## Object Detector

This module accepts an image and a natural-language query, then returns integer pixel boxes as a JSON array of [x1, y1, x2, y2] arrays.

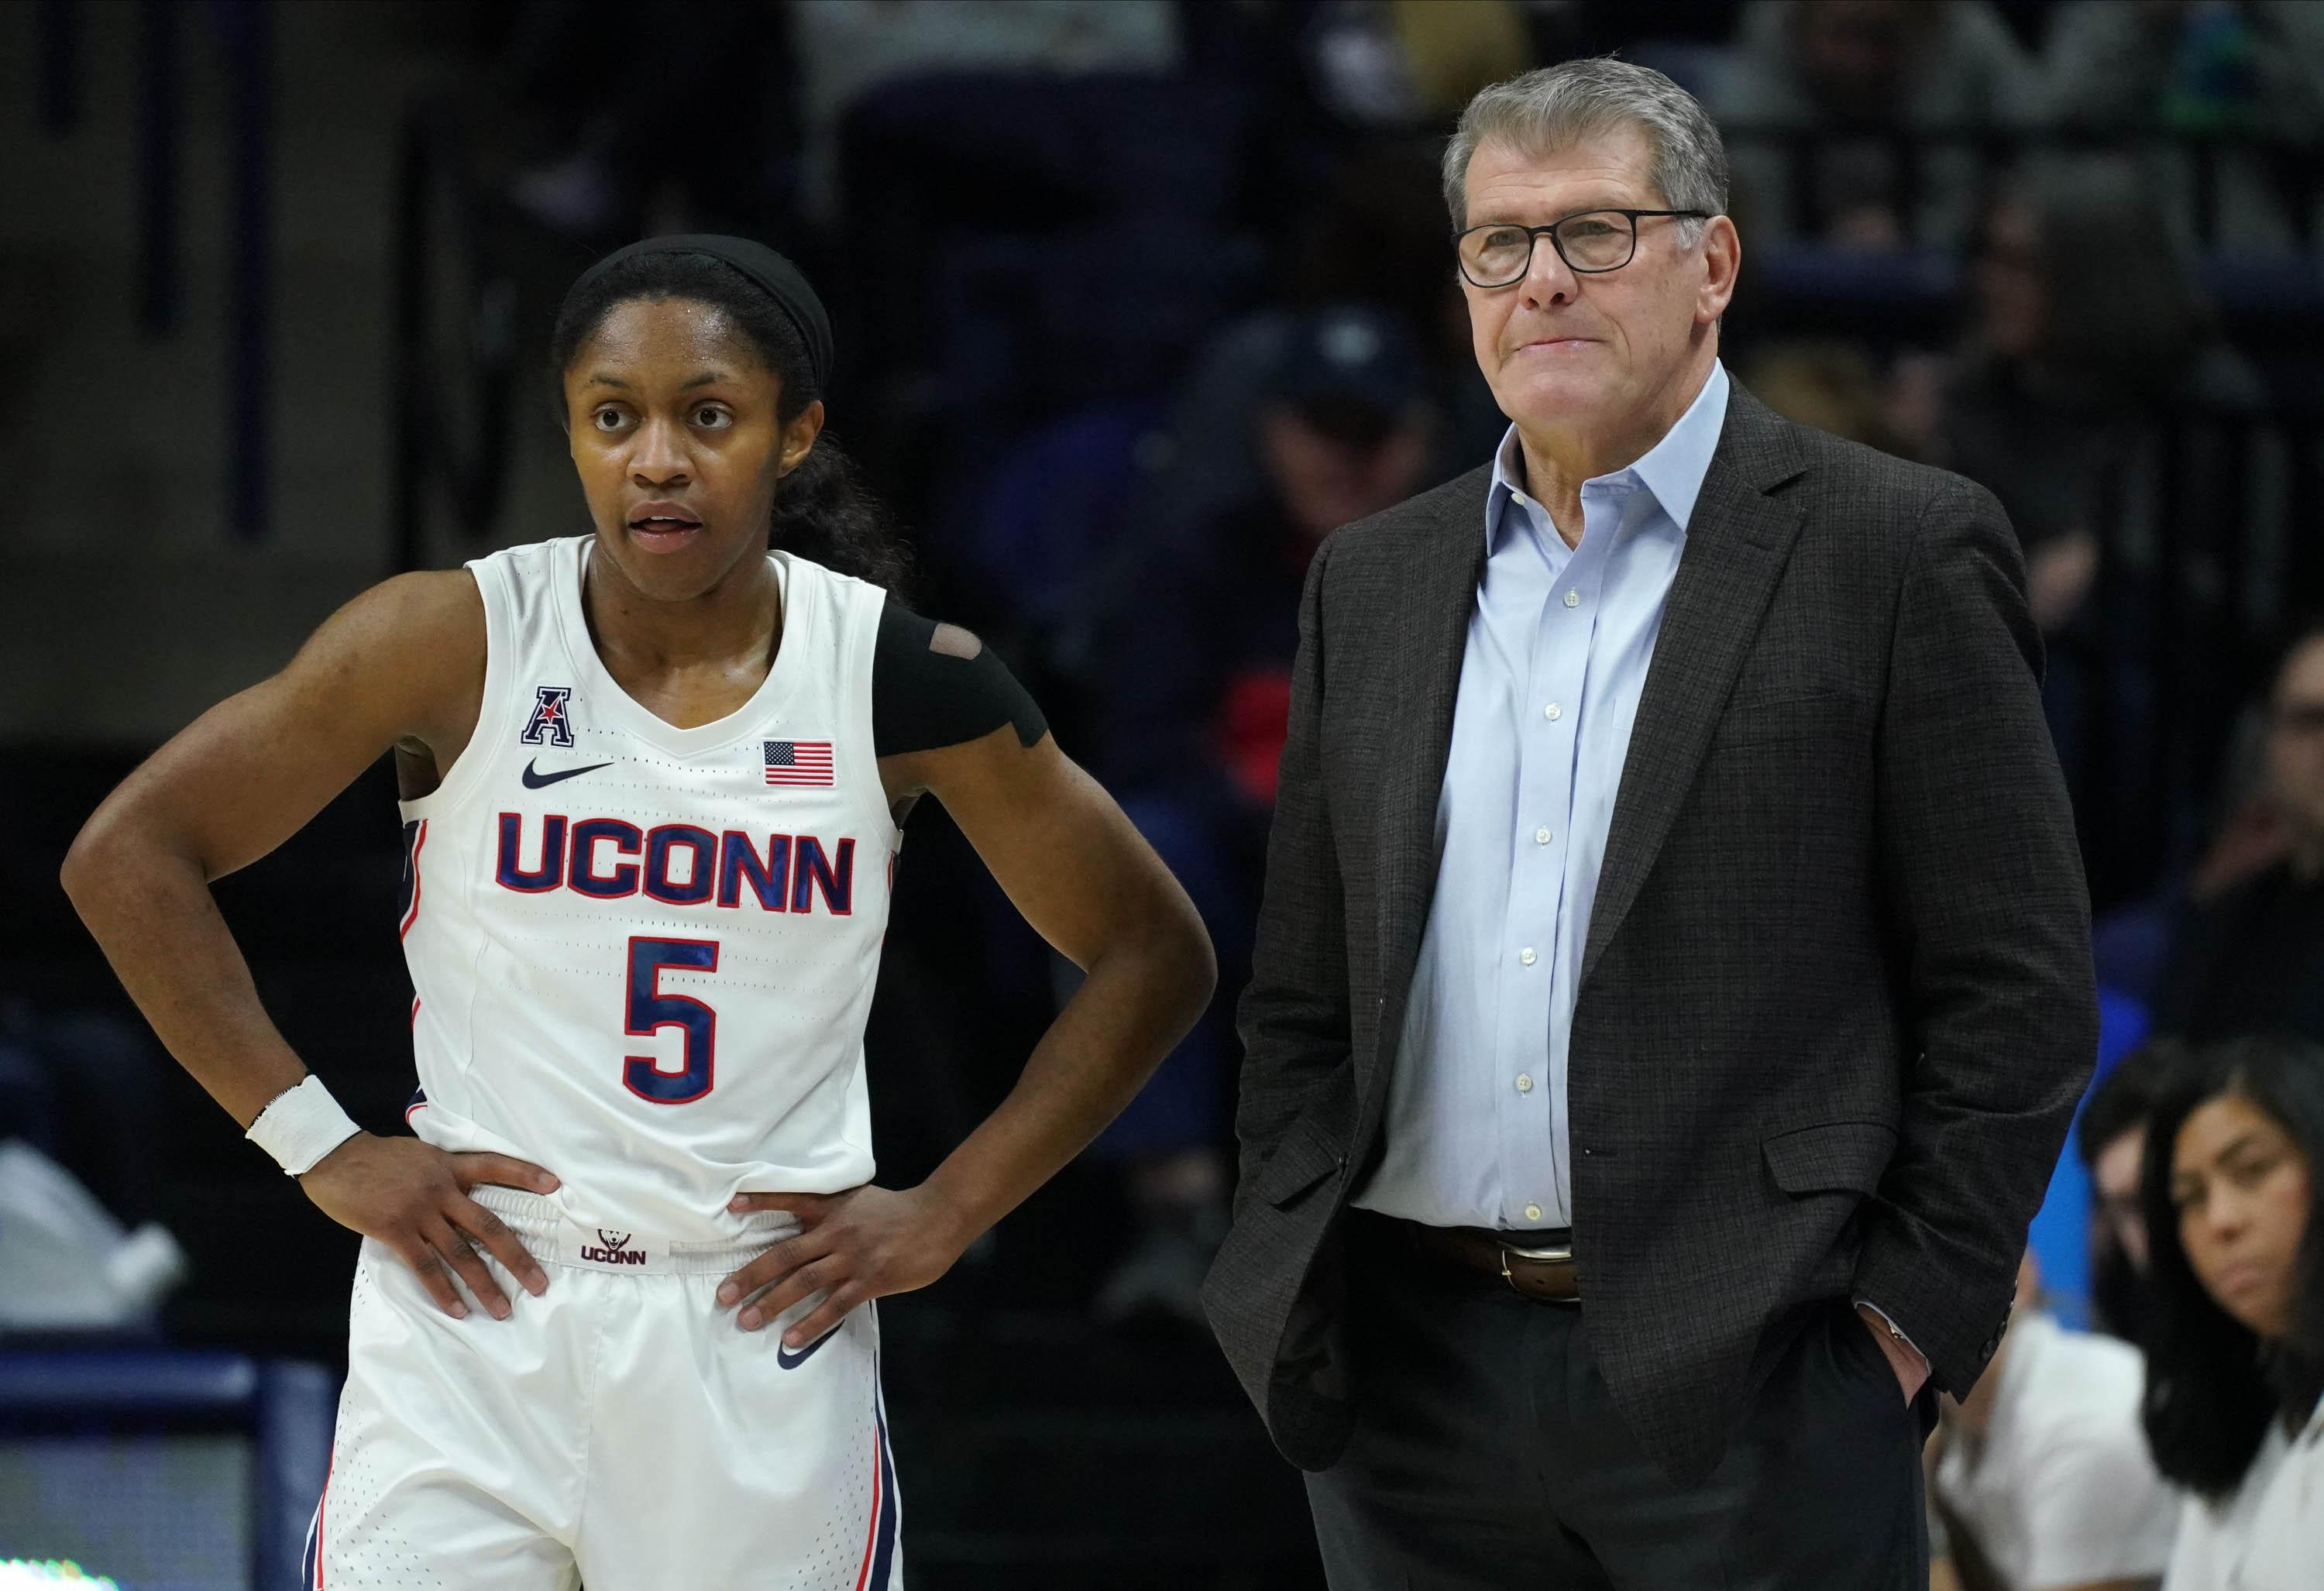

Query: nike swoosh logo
[[775, 1324, 844, 1369], [521, 758, 613, 789]]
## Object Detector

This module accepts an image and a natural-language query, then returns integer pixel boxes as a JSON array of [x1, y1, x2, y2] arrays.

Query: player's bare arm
[[60, 571, 559, 1322], [720, 712, 1218, 1346]]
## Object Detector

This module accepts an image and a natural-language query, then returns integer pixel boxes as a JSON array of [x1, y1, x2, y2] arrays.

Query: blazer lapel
[[1578, 388, 1808, 990], [1370, 476, 1491, 1084]]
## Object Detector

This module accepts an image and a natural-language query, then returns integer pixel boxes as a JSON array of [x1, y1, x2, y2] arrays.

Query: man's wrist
[[1852, 1298, 1927, 1363], [1855, 1299, 1932, 1402]]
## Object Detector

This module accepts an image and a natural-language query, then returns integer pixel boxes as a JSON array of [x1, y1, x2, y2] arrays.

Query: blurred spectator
[[1935, 159, 2266, 637], [1098, 304, 1438, 799], [1927, 1253, 2178, 1591], [1083, 304, 1438, 1322], [2138, 1036, 2324, 1588], [1275, 141, 1508, 463], [2154, 625, 2324, 1045], [1190, 0, 1537, 225], [2040, 1, 2324, 255], [1739, 338, 1927, 455], [1384, 0, 1534, 122], [2078, 1041, 2192, 1345], [2087, 662, 2281, 1008], [1932, 155, 2274, 892], [1150, 145, 1500, 553], [1291, 0, 1533, 129], [1710, 0, 2037, 251]]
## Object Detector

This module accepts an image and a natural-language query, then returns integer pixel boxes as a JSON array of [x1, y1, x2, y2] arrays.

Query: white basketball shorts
[[304, 1186, 902, 1589]]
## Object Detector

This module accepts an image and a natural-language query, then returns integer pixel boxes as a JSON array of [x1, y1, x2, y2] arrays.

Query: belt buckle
[[1496, 1237, 1573, 1292]]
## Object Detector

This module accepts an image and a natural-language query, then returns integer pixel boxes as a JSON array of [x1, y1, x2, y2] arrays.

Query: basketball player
[[59, 235, 1217, 1587]]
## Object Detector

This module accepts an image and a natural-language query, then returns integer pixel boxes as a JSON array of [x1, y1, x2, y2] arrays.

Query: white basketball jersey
[[396, 535, 899, 1242]]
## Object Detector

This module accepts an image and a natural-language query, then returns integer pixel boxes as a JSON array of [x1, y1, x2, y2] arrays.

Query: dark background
[[4, 2, 2322, 1584]]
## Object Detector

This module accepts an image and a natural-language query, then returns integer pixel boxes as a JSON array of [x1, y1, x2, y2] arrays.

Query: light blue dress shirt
[[1353, 360, 1730, 1232]]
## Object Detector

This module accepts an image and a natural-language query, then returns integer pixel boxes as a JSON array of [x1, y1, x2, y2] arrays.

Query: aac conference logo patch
[[521, 686, 576, 748]]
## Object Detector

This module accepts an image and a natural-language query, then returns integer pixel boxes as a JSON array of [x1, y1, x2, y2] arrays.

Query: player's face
[[563, 296, 823, 603]]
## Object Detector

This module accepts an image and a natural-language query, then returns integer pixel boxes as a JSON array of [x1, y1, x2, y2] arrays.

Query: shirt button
[[1524, 1204, 1543, 1222], [1535, 826, 1552, 845], [1544, 703, 1563, 721], [1519, 947, 1537, 966], [1516, 1073, 1534, 1093], [1563, 589, 1580, 608]]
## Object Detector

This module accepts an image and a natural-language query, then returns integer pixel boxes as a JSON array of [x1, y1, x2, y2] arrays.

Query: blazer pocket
[[1253, 1107, 1352, 1207], [1762, 1120, 1898, 1197]]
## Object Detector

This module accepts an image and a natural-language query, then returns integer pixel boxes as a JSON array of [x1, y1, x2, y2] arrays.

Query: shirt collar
[[1485, 359, 1731, 549]]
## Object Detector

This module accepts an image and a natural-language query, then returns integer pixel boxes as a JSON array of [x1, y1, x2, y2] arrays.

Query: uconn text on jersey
[[493, 813, 856, 914]]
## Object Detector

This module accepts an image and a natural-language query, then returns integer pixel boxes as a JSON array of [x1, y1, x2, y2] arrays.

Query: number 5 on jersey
[[625, 936, 718, 1103]]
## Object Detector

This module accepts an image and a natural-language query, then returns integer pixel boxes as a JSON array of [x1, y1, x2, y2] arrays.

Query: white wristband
[[245, 1075, 362, 1175]]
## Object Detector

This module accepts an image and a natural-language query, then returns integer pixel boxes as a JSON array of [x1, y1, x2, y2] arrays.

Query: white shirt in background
[[2163, 1421, 2291, 1590], [2166, 1394, 2324, 1591], [1934, 1312, 2178, 1589]]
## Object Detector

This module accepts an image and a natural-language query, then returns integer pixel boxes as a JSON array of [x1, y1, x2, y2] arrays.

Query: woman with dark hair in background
[[1938, 158, 2266, 642], [2154, 624, 2324, 1048], [2140, 1036, 2324, 1588], [60, 235, 1215, 1586], [1936, 158, 2277, 899]]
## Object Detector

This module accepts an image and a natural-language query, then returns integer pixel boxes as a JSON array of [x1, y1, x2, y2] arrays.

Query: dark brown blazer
[[1201, 382, 2097, 1484]]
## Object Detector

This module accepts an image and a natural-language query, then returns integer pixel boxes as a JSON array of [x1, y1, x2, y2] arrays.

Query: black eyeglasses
[[1455, 208, 1710, 287]]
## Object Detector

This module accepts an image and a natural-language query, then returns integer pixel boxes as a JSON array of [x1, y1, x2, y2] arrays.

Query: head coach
[[1199, 57, 2097, 1588]]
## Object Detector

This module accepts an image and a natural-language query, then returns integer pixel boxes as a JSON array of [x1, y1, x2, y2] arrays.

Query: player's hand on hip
[[718, 1184, 967, 1344], [299, 1133, 561, 1322]]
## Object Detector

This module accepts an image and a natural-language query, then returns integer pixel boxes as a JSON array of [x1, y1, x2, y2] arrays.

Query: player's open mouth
[[626, 503, 704, 549]]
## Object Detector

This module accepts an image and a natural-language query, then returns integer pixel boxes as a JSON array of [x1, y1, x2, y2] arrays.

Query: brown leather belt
[[1408, 1223, 1580, 1303]]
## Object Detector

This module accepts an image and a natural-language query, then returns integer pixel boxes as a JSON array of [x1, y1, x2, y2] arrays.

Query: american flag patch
[[763, 740, 835, 787]]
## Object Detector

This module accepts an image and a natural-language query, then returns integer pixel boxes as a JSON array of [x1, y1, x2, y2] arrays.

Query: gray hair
[[1442, 57, 1728, 245]]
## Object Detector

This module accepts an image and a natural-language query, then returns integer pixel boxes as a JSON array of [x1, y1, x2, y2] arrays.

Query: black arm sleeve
[[871, 601, 1049, 756]]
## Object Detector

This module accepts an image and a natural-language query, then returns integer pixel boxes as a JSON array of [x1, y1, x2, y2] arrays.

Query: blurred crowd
[[514, 0, 2324, 1346], [11, 2, 2324, 1585]]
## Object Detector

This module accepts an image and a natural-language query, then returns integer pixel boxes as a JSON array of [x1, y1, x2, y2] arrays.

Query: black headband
[[562, 233, 834, 393]]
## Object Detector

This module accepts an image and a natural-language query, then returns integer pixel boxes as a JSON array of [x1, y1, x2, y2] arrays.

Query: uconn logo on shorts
[[579, 1228, 648, 1267]]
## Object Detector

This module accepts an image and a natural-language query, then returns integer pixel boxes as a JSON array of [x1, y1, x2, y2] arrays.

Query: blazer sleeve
[[1856, 475, 2098, 1394], [1231, 535, 1353, 1193]]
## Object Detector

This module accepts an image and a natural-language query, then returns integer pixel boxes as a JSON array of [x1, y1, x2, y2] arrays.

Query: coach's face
[[1461, 127, 1738, 446]]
